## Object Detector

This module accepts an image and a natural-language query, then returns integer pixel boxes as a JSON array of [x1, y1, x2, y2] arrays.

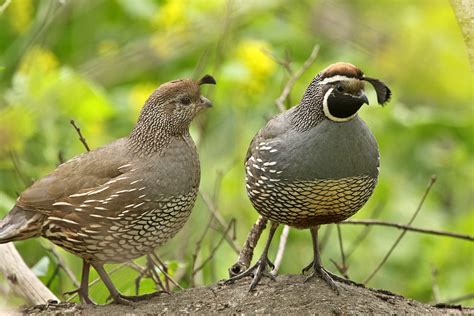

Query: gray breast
[[266, 116, 379, 181]]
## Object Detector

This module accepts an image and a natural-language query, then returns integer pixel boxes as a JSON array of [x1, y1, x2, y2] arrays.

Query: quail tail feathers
[[0, 206, 43, 243]]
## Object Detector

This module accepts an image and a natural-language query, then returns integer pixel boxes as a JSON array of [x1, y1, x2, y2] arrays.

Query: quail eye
[[336, 84, 344, 92], [180, 96, 191, 105]]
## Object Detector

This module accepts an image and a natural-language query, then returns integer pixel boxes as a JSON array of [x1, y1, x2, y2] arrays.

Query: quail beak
[[199, 96, 213, 108], [358, 91, 369, 105]]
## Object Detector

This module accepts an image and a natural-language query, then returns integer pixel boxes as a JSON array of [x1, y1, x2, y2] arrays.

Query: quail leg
[[93, 263, 166, 305], [63, 260, 95, 304], [302, 226, 340, 294], [225, 222, 279, 291]]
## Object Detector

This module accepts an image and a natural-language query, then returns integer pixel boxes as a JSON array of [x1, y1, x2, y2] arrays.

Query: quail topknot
[[226, 62, 391, 292], [0, 74, 216, 304]]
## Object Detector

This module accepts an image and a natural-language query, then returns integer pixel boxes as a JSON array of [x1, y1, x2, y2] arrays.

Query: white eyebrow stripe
[[318, 75, 357, 85]]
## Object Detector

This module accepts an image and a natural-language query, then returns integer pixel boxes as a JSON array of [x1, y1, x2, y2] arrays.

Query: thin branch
[[190, 215, 214, 287], [69, 119, 90, 152], [335, 224, 348, 278], [340, 220, 473, 242], [228, 216, 267, 277], [272, 225, 290, 274], [199, 191, 240, 254], [431, 265, 441, 304], [193, 219, 236, 274], [149, 253, 183, 290], [364, 175, 437, 284], [274, 44, 320, 111], [445, 292, 474, 304], [345, 202, 385, 259], [45, 246, 79, 289], [0, 0, 11, 15]]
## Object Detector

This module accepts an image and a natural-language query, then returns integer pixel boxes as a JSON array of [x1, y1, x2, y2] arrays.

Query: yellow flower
[[234, 39, 276, 94], [7, 0, 33, 34], [129, 83, 156, 118], [152, 0, 188, 31], [236, 39, 276, 79], [19, 47, 59, 75]]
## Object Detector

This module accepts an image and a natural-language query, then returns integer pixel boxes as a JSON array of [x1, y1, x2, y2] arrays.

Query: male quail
[[226, 62, 391, 291], [0, 75, 216, 304]]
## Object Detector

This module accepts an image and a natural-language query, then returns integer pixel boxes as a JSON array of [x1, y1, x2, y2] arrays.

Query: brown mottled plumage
[[0, 75, 216, 305], [226, 62, 390, 292]]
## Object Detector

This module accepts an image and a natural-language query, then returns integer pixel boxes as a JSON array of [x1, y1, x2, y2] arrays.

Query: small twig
[[318, 224, 333, 254], [228, 216, 268, 277], [431, 265, 441, 303], [190, 215, 214, 287], [272, 225, 290, 274], [199, 191, 240, 254], [335, 224, 348, 278], [274, 44, 319, 111], [0, 0, 11, 15], [445, 292, 474, 304], [345, 203, 385, 259], [45, 246, 79, 289], [149, 253, 183, 290], [193, 219, 236, 275], [340, 220, 473, 242], [364, 175, 437, 284], [69, 119, 90, 152]]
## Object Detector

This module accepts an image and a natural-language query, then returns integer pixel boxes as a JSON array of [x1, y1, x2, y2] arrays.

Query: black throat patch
[[327, 91, 365, 119]]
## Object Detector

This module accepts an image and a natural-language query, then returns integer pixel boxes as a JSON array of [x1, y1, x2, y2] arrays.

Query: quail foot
[[0, 75, 216, 304], [226, 62, 391, 292]]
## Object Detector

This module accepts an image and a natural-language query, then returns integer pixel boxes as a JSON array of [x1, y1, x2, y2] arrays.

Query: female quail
[[0, 75, 216, 304], [227, 62, 391, 291]]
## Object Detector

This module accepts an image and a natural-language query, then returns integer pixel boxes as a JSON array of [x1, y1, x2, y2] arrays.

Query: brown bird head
[[300, 62, 391, 123], [135, 75, 216, 135]]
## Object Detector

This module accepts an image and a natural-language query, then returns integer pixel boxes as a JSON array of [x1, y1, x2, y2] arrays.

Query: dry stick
[[70, 119, 90, 152], [193, 219, 236, 274], [199, 191, 240, 254], [431, 266, 441, 304], [230, 45, 321, 276], [340, 220, 473, 242], [0, 0, 12, 14], [364, 175, 437, 284], [229, 216, 267, 277], [45, 246, 80, 289], [345, 202, 385, 259], [0, 244, 58, 305], [272, 225, 290, 274], [149, 253, 183, 290], [274, 44, 320, 111], [332, 224, 348, 278], [190, 215, 214, 287], [445, 292, 474, 304]]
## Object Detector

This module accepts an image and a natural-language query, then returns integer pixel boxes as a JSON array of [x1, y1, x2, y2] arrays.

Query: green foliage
[[0, 0, 472, 307]]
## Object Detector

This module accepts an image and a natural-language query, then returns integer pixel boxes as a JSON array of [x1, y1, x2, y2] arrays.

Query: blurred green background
[[0, 0, 472, 307]]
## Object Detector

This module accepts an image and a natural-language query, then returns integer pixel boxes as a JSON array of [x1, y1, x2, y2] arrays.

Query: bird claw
[[224, 257, 276, 291], [63, 287, 95, 305], [303, 260, 340, 295]]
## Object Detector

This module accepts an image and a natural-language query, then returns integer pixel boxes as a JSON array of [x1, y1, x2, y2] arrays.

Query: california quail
[[0, 75, 216, 304], [226, 62, 391, 291]]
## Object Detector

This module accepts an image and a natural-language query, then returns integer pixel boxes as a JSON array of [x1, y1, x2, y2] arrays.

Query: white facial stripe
[[322, 87, 357, 122], [318, 75, 357, 85]]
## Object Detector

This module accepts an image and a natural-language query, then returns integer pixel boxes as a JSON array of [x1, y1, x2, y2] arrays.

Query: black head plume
[[362, 77, 391, 105], [198, 74, 216, 86]]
